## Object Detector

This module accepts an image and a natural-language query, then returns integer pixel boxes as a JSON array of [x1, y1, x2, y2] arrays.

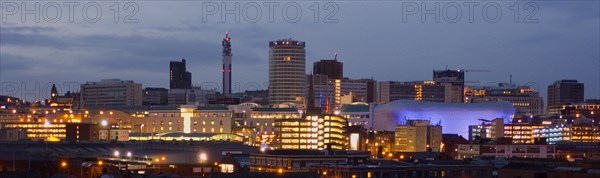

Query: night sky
[[1, 1, 599, 101]]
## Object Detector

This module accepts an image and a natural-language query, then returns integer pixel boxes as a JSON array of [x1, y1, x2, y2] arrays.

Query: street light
[[199, 153, 207, 163], [140, 124, 145, 149], [101, 120, 108, 127], [127, 152, 132, 158], [61, 161, 67, 167], [114, 151, 120, 157]]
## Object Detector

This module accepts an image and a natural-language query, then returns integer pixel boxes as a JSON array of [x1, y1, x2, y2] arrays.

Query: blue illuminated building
[[372, 100, 515, 137]]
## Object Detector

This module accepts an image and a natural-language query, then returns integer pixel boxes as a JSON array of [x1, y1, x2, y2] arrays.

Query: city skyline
[[2, 1, 600, 178], [1, 1, 599, 101]]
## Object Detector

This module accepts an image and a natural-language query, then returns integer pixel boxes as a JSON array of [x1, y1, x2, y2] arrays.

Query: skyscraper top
[[269, 39, 305, 47], [222, 32, 232, 56], [170, 59, 192, 89]]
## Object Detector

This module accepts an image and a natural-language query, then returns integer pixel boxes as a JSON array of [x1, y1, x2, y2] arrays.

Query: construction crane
[[459, 69, 491, 84], [478, 119, 491, 125]]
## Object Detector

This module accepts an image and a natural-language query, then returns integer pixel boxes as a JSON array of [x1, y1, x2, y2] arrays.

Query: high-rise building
[[394, 120, 442, 152], [170, 59, 192, 89], [274, 114, 346, 150], [80, 79, 142, 107], [268, 39, 306, 107], [222, 32, 232, 96], [433, 69, 465, 103], [547, 80, 584, 113], [378, 81, 446, 103], [313, 59, 343, 79], [465, 83, 544, 116]]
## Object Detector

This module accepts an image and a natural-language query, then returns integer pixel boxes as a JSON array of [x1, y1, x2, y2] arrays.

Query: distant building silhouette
[[222, 32, 233, 96], [170, 59, 192, 89], [547, 79, 584, 113], [313, 59, 343, 79]]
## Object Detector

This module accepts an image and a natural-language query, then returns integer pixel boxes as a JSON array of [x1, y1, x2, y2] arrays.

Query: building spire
[[222, 31, 232, 96]]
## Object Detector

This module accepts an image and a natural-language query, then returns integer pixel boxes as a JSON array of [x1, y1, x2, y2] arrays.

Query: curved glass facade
[[373, 100, 515, 136]]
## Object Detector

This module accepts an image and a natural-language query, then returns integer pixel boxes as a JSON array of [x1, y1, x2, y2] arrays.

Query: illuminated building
[[394, 120, 442, 152], [469, 117, 546, 144], [129, 132, 242, 142], [551, 101, 600, 118], [268, 39, 306, 107], [243, 107, 300, 133], [533, 118, 600, 144], [80, 79, 143, 107], [274, 115, 346, 150], [47, 84, 74, 109], [372, 100, 515, 137], [170, 59, 192, 89], [222, 32, 233, 96], [457, 144, 557, 159], [85, 104, 301, 145], [142, 104, 300, 136], [1, 121, 88, 141], [468, 118, 505, 141], [503, 124, 545, 144], [433, 69, 465, 103], [547, 80, 584, 114], [367, 131, 395, 158], [308, 75, 377, 113], [465, 83, 544, 116], [145, 105, 233, 134], [378, 81, 446, 103], [339, 104, 372, 130]]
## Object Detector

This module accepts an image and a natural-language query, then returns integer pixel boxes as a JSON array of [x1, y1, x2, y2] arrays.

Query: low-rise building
[[394, 120, 442, 152], [250, 150, 369, 173], [457, 144, 557, 159]]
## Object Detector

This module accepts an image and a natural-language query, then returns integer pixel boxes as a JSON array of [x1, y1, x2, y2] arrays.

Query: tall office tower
[[169, 59, 192, 89], [313, 59, 343, 79], [433, 70, 465, 103], [222, 32, 232, 96], [80, 79, 143, 107], [394, 120, 442, 152], [547, 80, 585, 113], [268, 39, 306, 107]]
